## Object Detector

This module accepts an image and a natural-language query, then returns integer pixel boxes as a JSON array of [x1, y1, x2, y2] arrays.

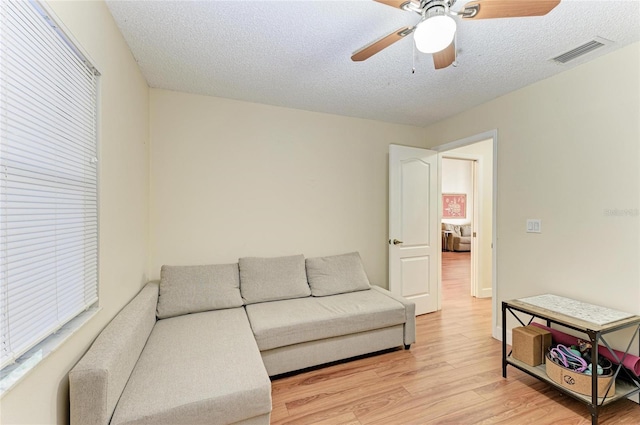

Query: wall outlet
[[526, 219, 542, 233]]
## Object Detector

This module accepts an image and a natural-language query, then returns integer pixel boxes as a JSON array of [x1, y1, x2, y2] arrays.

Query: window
[[0, 0, 99, 369]]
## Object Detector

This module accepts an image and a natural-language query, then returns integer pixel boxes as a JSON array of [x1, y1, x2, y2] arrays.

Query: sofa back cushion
[[305, 252, 371, 296], [460, 224, 472, 237], [157, 264, 243, 319], [239, 255, 311, 304], [442, 222, 462, 236]]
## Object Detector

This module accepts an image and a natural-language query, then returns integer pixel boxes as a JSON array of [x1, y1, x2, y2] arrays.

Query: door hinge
[[473, 232, 477, 237]]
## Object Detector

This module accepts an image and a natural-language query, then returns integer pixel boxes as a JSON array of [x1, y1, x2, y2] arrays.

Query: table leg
[[590, 331, 599, 425], [502, 302, 507, 378]]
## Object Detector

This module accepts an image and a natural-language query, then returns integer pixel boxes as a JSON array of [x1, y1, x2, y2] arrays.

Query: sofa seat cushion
[[245, 288, 406, 351], [110, 308, 271, 425]]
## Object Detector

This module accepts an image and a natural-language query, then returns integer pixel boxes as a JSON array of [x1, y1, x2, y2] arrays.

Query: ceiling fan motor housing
[[403, 0, 456, 16], [425, 5, 448, 19]]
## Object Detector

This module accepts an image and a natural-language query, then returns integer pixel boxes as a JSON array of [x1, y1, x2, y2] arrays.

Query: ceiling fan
[[352, 0, 561, 69]]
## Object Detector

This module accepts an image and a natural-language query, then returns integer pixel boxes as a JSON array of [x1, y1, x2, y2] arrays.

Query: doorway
[[434, 131, 498, 339], [441, 157, 475, 303]]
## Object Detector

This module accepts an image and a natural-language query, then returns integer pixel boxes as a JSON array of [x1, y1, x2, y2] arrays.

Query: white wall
[[423, 43, 640, 350], [0, 1, 150, 423], [149, 89, 426, 287], [445, 139, 494, 295], [442, 158, 473, 225]]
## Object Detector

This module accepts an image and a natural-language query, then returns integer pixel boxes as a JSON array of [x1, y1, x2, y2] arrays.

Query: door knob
[[391, 239, 403, 245]]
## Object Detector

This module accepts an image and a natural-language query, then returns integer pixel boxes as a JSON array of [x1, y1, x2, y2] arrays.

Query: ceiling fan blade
[[374, 0, 413, 10], [433, 40, 456, 70], [461, 0, 561, 19], [351, 27, 414, 62]]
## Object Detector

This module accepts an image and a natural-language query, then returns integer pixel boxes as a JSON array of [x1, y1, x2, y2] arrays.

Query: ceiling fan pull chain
[[452, 31, 458, 67], [412, 41, 416, 74]]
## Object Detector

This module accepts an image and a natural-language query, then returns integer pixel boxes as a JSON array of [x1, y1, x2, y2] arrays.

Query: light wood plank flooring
[[270, 252, 640, 424]]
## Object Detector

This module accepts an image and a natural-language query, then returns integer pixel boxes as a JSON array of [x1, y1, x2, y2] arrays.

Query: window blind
[[0, 0, 98, 368]]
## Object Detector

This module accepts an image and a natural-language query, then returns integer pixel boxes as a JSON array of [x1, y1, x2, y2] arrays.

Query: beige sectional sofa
[[69, 252, 416, 425], [442, 223, 472, 251]]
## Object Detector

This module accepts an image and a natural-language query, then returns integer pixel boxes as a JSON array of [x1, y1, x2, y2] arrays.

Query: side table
[[442, 230, 452, 251], [502, 295, 640, 425]]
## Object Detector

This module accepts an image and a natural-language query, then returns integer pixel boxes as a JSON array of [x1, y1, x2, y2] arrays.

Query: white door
[[389, 144, 439, 315]]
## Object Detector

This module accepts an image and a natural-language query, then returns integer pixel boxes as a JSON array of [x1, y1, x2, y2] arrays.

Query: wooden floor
[[270, 252, 640, 424]]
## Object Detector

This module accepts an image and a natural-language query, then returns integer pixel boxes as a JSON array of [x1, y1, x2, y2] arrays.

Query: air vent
[[550, 37, 612, 64]]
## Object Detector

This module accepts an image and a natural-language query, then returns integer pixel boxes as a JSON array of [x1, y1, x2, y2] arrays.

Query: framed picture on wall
[[443, 194, 466, 219]]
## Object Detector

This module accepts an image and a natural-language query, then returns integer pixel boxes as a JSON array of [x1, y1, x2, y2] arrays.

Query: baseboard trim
[[477, 287, 492, 299], [494, 326, 512, 346]]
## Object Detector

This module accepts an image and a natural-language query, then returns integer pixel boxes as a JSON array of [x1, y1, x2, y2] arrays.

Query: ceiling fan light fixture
[[414, 13, 456, 54]]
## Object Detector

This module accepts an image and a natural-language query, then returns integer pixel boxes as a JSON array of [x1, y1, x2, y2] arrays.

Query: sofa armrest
[[452, 236, 471, 251], [69, 281, 159, 425], [370, 286, 416, 346]]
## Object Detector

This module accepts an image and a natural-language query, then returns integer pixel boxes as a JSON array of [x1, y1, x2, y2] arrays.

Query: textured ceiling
[[106, 0, 640, 127]]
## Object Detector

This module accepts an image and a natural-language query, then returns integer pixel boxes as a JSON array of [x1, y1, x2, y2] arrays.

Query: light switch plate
[[526, 219, 542, 233]]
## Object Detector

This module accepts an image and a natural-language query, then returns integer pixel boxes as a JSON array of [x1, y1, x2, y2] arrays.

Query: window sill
[[0, 306, 101, 398]]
